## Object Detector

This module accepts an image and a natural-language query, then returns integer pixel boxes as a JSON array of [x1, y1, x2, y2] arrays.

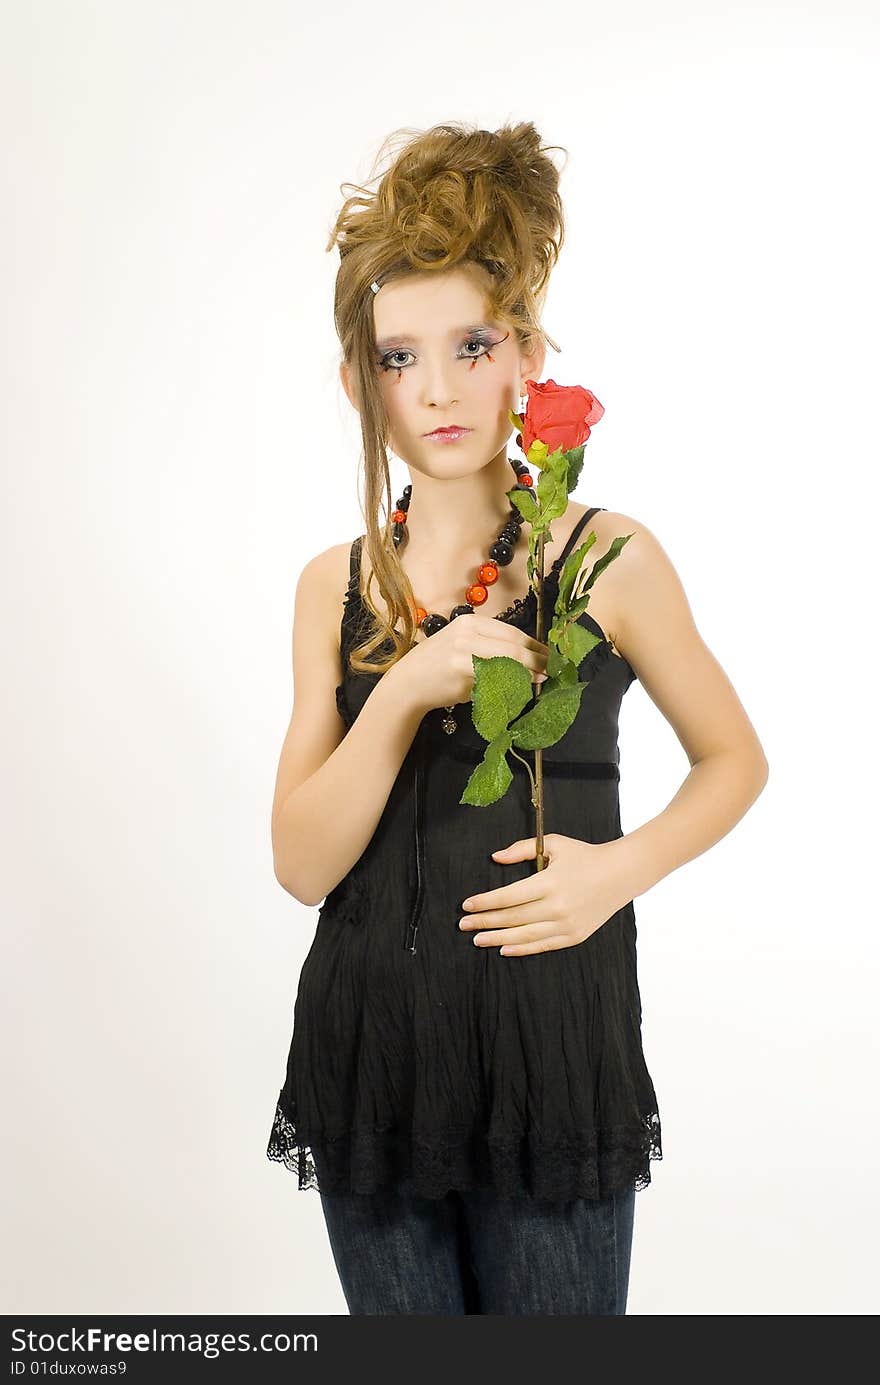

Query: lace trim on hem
[[266, 1095, 662, 1202]]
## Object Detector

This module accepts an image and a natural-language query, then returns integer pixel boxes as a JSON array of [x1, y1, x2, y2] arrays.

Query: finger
[[499, 935, 568, 957], [470, 923, 561, 949], [461, 873, 549, 914], [469, 618, 550, 657], [460, 900, 555, 931], [468, 634, 548, 674], [491, 836, 558, 864]]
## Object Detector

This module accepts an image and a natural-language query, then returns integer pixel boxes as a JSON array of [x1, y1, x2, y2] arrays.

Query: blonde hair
[[326, 120, 567, 676]]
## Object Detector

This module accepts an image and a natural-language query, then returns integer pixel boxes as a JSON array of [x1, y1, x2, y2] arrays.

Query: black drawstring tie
[[405, 721, 428, 952]]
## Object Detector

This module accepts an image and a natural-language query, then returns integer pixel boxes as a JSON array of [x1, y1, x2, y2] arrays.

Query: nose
[[420, 361, 460, 411]]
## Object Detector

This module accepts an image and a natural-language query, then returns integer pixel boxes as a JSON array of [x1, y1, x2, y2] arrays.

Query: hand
[[458, 832, 633, 957], [400, 614, 549, 715]]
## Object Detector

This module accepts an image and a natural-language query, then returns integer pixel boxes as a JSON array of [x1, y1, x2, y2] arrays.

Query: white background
[[3, 0, 878, 1315]]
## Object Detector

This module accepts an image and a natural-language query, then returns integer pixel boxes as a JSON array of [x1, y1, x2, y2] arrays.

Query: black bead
[[392, 524, 406, 546], [422, 613, 448, 637], [489, 539, 514, 566], [403, 483, 412, 497], [449, 605, 474, 619]]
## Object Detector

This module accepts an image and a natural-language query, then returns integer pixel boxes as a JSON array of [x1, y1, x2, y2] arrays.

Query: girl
[[267, 121, 769, 1315]]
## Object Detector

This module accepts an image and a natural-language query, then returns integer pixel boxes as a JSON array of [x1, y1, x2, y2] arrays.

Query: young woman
[[266, 121, 769, 1315]]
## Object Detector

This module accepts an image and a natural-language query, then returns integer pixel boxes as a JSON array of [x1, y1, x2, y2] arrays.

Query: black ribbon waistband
[[437, 736, 620, 780]]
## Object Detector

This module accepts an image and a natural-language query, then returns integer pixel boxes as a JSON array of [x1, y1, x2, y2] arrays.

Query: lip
[[423, 426, 472, 441]]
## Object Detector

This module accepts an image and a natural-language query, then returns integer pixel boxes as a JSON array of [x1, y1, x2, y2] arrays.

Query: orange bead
[[466, 584, 489, 607], [414, 606, 428, 624], [478, 561, 499, 586], [392, 509, 407, 524]]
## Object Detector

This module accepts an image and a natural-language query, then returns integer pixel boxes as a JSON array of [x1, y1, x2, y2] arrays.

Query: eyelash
[[376, 331, 499, 373]]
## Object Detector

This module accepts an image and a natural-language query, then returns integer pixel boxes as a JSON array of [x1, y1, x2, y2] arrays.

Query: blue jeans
[[318, 1176, 636, 1315]]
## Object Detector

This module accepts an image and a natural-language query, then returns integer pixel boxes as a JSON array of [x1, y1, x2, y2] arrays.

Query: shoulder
[[573, 509, 691, 651], [582, 507, 700, 692], [587, 509, 670, 583], [293, 539, 359, 654], [297, 538, 357, 596], [559, 506, 651, 639], [584, 509, 769, 775]]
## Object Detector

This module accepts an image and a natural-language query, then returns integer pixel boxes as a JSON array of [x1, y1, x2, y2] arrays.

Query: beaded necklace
[[391, 457, 535, 734]]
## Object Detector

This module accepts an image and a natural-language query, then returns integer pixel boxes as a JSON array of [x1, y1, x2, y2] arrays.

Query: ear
[[339, 359, 360, 412], [519, 333, 546, 388]]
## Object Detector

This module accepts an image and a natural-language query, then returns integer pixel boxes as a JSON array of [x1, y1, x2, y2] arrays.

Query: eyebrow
[[374, 323, 496, 351]]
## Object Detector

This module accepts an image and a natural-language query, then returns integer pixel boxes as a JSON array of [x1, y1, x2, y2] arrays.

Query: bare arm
[[271, 546, 427, 906], [592, 513, 770, 901], [612, 751, 768, 901]]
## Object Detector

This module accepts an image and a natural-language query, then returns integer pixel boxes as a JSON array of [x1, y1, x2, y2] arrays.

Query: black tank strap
[[341, 538, 365, 632], [555, 507, 605, 566], [348, 535, 364, 585]]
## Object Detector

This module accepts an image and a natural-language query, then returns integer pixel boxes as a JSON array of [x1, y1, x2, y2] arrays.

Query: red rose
[[519, 379, 605, 455]]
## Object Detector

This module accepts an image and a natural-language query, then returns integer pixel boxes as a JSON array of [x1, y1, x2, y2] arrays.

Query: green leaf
[[459, 731, 514, 806], [527, 439, 549, 466], [550, 532, 634, 663], [471, 654, 534, 742], [509, 681, 584, 750], [556, 619, 604, 668], [508, 487, 540, 524], [563, 443, 586, 492], [548, 653, 582, 686], [578, 532, 634, 592], [556, 535, 598, 611], [535, 452, 570, 523]]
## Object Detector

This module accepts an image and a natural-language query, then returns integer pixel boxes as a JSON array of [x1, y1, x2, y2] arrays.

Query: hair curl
[[326, 120, 567, 677]]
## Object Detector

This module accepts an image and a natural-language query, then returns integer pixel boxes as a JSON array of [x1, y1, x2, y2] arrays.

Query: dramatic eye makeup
[[375, 327, 510, 373]]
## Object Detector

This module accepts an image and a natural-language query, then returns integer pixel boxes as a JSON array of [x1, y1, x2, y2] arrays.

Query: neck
[[402, 447, 520, 560]]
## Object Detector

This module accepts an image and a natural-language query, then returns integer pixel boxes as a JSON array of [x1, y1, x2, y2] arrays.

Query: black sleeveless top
[[267, 508, 663, 1200]]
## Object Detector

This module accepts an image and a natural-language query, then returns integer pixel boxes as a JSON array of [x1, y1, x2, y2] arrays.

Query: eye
[[377, 348, 415, 371], [460, 336, 491, 358], [376, 331, 502, 373]]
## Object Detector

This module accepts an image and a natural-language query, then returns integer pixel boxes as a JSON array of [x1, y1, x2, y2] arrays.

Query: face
[[342, 264, 544, 477]]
